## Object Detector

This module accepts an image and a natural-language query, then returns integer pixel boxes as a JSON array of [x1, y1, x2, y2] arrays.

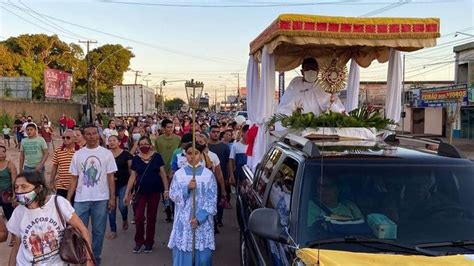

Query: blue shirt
[[131, 153, 165, 194]]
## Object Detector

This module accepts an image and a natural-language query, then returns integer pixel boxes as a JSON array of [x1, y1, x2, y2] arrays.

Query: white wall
[[396, 107, 412, 133], [424, 107, 443, 135]]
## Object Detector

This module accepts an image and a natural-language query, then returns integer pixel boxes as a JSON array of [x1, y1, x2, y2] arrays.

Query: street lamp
[[90, 46, 133, 106], [159, 79, 188, 112], [184, 79, 204, 265], [138, 72, 152, 85]]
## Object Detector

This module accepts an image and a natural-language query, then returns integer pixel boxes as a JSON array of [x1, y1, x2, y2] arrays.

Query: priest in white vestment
[[276, 58, 345, 116]]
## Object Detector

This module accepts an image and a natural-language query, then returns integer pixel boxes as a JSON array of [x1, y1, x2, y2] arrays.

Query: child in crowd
[[2, 125, 11, 148]]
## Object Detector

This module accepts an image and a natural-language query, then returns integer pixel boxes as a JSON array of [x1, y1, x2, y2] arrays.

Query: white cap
[[235, 115, 246, 125]]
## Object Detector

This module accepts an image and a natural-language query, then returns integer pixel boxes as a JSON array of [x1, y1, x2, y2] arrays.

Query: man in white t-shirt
[[68, 124, 117, 265], [229, 124, 249, 186]]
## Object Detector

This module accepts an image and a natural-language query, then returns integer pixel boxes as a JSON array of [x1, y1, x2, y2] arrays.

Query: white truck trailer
[[113, 84, 156, 116]]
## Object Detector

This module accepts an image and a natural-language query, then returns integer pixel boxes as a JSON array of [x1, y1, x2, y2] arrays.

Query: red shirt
[[59, 117, 67, 126], [66, 118, 75, 129]]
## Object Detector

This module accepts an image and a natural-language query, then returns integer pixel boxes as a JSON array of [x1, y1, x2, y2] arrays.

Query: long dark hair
[[17, 171, 50, 208]]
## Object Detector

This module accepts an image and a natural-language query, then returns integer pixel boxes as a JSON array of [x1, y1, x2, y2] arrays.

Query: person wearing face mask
[[276, 58, 345, 118], [124, 136, 170, 254], [7, 172, 94, 266], [130, 127, 143, 155]]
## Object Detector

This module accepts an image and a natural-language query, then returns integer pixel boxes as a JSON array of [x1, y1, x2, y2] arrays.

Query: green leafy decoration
[[267, 105, 395, 130]]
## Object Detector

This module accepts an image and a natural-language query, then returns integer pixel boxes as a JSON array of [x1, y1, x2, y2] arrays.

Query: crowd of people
[[0, 110, 250, 265]]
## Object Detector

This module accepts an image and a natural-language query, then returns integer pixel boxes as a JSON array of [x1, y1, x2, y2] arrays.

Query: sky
[[1, 0, 473, 102]]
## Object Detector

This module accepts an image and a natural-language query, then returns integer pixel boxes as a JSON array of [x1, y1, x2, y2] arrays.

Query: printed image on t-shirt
[[82, 155, 102, 187], [23, 218, 62, 263]]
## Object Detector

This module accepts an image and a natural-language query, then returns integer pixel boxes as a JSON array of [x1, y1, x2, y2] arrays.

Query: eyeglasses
[[210, 131, 220, 134], [62, 136, 72, 140]]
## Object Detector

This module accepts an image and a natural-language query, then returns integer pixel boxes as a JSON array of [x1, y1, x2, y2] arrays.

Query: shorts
[[3, 134, 10, 140]]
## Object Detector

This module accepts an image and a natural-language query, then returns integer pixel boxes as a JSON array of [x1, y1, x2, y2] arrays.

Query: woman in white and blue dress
[[168, 142, 217, 266]]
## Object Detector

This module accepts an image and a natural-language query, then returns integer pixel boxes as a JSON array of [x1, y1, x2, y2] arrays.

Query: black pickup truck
[[236, 134, 474, 265]]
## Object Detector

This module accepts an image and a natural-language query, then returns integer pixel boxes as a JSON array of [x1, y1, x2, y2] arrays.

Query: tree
[[0, 34, 132, 103], [0, 44, 20, 76], [89, 44, 134, 92], [165, 97, 186, 111], [2, 34, 86, 99]]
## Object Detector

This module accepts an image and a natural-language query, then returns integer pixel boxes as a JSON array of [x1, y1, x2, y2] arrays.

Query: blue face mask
[[16, 189, 37, 205]]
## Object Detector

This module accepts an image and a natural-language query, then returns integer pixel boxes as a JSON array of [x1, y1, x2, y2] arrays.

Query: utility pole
[[215, 89, 217, 112], [231, 72, 240, 110], [224, 85, 227, 111], [133, 70, 142, 84], [79, 39, 97, 123], [160, 80, 166, 113], [402, 54, 406, 133], [237, 73, 240, 110]]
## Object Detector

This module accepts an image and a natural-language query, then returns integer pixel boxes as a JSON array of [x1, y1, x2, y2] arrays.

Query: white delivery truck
[[113, 84, 156, 116]]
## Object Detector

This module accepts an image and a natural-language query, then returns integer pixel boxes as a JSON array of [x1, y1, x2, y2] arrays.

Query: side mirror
[[248, 208, 290, 244]]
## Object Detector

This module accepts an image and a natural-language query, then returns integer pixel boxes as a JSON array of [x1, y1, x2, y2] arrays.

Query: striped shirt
[[52, 146, 76, 190]]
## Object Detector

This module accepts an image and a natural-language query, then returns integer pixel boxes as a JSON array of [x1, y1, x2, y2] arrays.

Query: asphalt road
[[0, 137, 241, 266]]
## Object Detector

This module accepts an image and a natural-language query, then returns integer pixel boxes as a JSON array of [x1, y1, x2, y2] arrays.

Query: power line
[[0, 5, 78, 40], [2, 1, 243, 65], [405, 62, 452, 79], [97, 0, 460, 8], [360, 0, 408, 17], [15, 0, 90, 40]]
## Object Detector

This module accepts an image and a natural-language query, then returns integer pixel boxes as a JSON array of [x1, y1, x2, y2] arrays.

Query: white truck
[[113, 84, 156, 116]]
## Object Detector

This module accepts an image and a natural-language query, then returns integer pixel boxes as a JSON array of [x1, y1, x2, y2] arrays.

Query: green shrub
[[0, 112, 14, 128]]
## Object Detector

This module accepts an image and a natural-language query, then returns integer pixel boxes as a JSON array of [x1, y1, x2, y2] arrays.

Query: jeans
[[23, 166, 45, 177], [16, 132, 23, 144], [108, 186, 128, 232], [74, 200, 108, 265], [59, 125, 66, 136], [134, 192, 160, 247]]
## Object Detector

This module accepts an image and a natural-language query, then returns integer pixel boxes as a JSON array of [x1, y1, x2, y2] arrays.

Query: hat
[[117, 126, 125, 131], [234, 115, 246, 125]]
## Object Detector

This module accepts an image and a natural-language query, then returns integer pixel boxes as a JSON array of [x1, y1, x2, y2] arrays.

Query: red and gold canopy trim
[[250, 14, 440, 55]]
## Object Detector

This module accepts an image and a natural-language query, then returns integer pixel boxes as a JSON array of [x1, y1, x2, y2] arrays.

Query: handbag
[[54, 196, 97, 265], [131, 154, 155, 209]]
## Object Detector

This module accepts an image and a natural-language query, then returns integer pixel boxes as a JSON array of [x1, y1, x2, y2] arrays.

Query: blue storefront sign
[[419, 84, 468, 107]]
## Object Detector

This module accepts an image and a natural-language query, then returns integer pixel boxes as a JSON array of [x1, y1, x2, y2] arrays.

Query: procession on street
[[2, 1, 474, 265]]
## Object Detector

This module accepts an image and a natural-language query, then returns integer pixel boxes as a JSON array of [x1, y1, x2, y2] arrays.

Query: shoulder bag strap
[[134, 153, 155, 194], [54, 195, 66, 228]]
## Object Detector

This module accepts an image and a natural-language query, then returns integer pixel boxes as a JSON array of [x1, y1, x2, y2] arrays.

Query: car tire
[[240, 230, 250, 266]]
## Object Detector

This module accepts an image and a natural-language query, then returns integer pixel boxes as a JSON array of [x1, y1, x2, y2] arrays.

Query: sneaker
[[133, 245, 143, 254], [144, 246, 153, 253]]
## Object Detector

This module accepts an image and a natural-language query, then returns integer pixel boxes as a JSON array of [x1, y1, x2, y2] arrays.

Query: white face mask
[[132, 133, 141, 141], [303, 70, 318, 83]]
